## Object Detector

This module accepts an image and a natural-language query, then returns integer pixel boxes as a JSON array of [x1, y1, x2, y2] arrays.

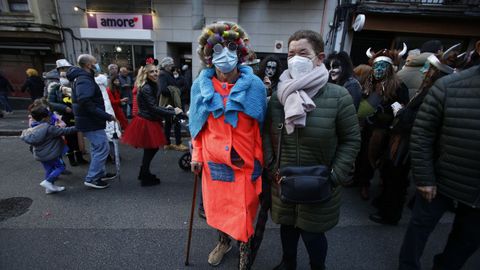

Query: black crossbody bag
[[274, 123, 332, 204]]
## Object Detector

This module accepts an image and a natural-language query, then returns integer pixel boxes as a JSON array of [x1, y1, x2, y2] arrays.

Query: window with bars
[[8, 0, 29, 12]]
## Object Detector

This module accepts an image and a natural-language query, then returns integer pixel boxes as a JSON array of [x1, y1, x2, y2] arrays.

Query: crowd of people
[[7, 19, 480, 270]]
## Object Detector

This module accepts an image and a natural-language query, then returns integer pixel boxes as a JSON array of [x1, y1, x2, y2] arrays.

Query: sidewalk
[[0, 110, 30, 136]]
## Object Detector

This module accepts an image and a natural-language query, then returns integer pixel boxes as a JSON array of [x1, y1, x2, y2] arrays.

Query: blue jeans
[[0, 94, 12, 112], [41, 157, 65, 183], [84, 129, 110, 182], [399, 192, 480, 270]]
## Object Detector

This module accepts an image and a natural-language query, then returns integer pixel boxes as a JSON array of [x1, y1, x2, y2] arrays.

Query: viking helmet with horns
[[366, 43, 408, 66], [427, 43, 468, 74]]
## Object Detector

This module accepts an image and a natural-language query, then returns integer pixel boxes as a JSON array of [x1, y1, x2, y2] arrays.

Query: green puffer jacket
[[263, 83, 361, 233], [410, 65, 480, 208]]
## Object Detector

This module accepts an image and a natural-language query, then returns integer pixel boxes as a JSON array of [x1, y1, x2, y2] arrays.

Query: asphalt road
[[0, 136, 478, 270]]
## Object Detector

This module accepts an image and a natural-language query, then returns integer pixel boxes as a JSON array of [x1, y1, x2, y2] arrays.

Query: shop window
[[91, 43, 154, 72], [8, 0, 29, 12]]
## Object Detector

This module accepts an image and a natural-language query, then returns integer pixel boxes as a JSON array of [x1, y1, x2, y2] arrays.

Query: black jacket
[[157, 69, 176, 97], [137, 79, 175, 121], [67, 67, 113, 132], [0, 75, 14, 95], [21, 76, 44, 100], [410, 65, 480, 207]]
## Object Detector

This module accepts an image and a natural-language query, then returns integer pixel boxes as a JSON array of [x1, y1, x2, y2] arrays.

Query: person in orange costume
[[189, 21, 267, 270]]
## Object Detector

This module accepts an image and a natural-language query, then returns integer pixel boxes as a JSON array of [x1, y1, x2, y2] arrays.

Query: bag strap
[[274, 123, 284, 184]]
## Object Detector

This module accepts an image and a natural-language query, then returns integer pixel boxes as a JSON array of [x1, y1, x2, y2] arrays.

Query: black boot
[[273, 258, 296, 270], [75, 151, 89, 165], [138, 166, 160, 186], [66, 152, 78, 167], [310, 263, 325, 270], [147, 172, 161, 182]]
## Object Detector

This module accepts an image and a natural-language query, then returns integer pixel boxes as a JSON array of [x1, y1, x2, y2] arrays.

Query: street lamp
[[73, 6, 86, 12], [148, 8, 156, 14]]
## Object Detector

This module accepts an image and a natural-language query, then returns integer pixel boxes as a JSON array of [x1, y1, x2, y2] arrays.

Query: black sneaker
[[101, 173, 117, 181], [84, 179, 110, 189]]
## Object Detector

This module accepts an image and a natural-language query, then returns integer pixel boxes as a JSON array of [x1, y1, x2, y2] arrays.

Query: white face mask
[[288, 55, 314, 79], [59, 78, 70, 86]]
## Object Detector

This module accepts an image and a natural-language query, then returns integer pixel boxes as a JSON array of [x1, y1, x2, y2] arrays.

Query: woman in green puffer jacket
[[263, 30, 360, 270]]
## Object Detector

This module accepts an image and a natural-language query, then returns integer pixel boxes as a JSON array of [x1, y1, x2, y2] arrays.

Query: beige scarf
[[277, 64, 329, 134]]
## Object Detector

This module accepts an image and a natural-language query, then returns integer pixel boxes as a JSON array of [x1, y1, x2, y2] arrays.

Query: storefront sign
[[88, 13, 153, 30]]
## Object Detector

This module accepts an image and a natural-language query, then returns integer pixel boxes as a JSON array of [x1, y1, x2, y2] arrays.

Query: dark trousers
[[280, 224, 327, 269], [65, 132, 79, 154], [142, 148, 159, 170], [356, 127, 374, 188], [399, 192, 480, 270], [164, 116, 181, 145], [374, 158, 410, 221]]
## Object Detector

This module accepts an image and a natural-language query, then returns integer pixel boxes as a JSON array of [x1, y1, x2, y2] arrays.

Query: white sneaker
[[40, 180, 65, 194]]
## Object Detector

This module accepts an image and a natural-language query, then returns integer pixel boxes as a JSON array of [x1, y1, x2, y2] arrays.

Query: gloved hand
[[174, 107, 183, 115], [191, 161, 203, 174]]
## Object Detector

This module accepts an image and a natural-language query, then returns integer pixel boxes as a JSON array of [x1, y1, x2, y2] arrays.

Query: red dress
[[191, 77, 263, 242], [121, 82, 167, 149], [107, 87, 129, 130]]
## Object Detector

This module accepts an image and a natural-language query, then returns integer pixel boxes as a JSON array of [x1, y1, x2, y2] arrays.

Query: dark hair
[[420, 40, 442, 53], [256, 54, 283, 83], [30, 105, 49, 121], [325, 51, 354, 85], [288, 30, 324, 55], [109, 75, 121, 92]]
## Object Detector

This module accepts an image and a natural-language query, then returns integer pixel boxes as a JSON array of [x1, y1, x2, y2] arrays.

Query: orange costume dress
[[190, 67, 267, 242]]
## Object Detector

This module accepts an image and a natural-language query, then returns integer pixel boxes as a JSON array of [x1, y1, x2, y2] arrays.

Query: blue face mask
[[373, 61, 390, 80], [94, 63, 101, 73], [212, 47, 238, 73]]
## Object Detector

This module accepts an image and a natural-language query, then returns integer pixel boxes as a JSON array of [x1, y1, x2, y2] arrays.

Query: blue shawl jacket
[[189, 65, 267, 139]]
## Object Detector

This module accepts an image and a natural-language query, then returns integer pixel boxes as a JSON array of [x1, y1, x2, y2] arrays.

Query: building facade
[[3, 0, 478, 87], [328, 0, 480, 65], [56, 0, 334, 78], [0, 0, 68, 96]]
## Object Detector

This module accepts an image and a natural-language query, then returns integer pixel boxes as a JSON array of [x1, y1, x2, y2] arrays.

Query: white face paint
[[328, 60, 342, 82], [265, 61, 277, 78], [329, 67, 342, 82]]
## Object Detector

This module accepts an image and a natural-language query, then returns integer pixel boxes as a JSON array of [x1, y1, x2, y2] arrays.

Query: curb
[[0, 130, 22, 136]]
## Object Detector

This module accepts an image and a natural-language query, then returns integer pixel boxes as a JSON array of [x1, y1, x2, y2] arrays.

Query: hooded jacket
[[397, 52, 432, 98], [67, 67, 113, 132], [21, 122, 77, 161]]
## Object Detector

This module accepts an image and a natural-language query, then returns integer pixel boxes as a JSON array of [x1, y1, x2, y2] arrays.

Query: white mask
[[288, 55, 314, 79], [59, 78, 70, 86]]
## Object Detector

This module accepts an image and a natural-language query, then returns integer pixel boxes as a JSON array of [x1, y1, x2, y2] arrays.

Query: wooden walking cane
[[185, 172, 199, 266]]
